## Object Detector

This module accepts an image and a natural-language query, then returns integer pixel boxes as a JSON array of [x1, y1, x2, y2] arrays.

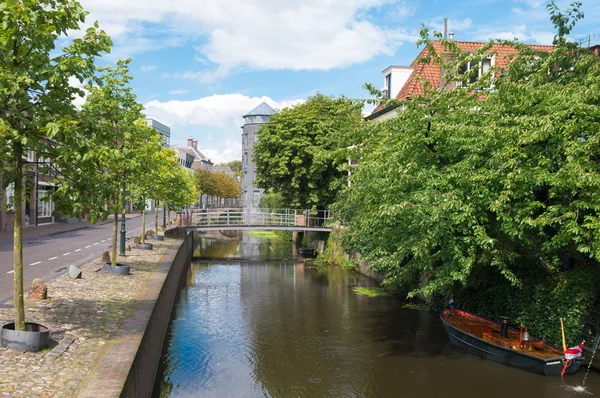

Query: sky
[[73, 0, 600, 164]]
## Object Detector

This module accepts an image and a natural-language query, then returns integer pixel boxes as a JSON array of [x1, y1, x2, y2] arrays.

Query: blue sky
[[75, 0, 600, 163]]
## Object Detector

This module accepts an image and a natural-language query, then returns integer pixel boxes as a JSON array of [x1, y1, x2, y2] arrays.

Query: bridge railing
[[191, 208, 332, 228]]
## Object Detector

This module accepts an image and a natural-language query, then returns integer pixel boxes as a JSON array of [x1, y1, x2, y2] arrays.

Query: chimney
[[187, 138, 194, 148], [192, 140, 198, 149], [439, 18, 456, 92]]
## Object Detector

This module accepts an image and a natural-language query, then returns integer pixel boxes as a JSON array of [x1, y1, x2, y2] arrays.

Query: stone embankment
[[0, 237, 182, 397]]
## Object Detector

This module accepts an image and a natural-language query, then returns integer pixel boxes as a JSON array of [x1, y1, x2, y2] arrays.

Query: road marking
[[93, 243, 99, 245], [30, 261, 41, 266], [75, 249, 82, 252], [7, 270, 14, 274], [85, 245, 91, 248], [101, 240, 106, 243], [63, 252, 71, 256], [48, 257, 58, 261]]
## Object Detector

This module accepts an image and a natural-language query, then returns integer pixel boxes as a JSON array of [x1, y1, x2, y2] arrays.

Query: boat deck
[[443, 309, 563, 359]]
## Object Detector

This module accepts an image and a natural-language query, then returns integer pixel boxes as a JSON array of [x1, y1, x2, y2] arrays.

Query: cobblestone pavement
[[0, 238, 180, 397]]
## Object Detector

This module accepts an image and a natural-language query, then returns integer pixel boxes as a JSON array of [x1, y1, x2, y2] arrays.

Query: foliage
[[333, 0, 600, 314], [194, 168, 240, 199], [319, 227, 355, 270], [259, 190, 285, 209], [253, 94, 364, 209], [352, 286, 389, 297], [223, 160, 242, 177], [0, 0, 111, 330], [447, 264, 600, 347], [55, 59, 154, 265]]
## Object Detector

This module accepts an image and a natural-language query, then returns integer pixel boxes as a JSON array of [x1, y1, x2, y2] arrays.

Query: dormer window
[[458, 57, 493, 86], [384, 74, 392, 98]]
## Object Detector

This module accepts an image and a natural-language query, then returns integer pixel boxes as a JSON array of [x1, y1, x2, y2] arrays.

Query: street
[[0, 211, 165, 303]]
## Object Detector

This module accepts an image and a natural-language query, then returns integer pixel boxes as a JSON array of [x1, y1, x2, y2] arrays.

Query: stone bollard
[[27, 278, 48, 300], [69, 265, 82, 279]]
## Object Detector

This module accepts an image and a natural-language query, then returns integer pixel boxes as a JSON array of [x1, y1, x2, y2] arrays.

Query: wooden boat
[[297, 247, 317, 257], [440, 309, 582, 375]]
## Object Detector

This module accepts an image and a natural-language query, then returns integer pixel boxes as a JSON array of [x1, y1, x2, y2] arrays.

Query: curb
[[77, 240, 183, 398]]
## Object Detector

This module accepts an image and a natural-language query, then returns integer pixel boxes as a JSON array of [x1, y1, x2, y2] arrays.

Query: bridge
[[182, 208, 332, 232]]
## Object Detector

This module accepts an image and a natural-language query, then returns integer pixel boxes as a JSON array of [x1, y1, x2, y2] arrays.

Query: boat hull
[[441, 313, 582, 376]]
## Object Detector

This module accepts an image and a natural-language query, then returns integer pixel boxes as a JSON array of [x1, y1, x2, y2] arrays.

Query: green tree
[[127, 130, 165, 245], [150, 148, 198, 228], [334, 2, 600, 304], [0, 0, 111, 331], [224, 160, 242, 177], [253, 94, 364, 209], [55, 59, 151, 266]]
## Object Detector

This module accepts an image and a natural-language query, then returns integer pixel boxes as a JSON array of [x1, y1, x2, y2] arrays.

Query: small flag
[[564, 343, 584, 360], [448, 296, 455, 308]]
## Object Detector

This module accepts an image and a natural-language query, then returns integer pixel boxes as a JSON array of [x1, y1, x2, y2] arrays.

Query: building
[[367, 40, 555, 121], [185, 138, 213, 171], [241, 102, 275, 209], [146, 118, 171, 147]]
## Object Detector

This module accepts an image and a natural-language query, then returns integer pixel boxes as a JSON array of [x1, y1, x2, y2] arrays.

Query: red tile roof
[[396, 41, 554, 100], [372, 41, 554, 115]]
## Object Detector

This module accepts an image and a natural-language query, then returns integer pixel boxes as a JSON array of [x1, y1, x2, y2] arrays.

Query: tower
[[241, 102, 275, 209]]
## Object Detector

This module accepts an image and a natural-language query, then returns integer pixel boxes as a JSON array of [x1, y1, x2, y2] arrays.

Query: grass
[[246, 231, 283, 239], [352, 286, 389, 297]]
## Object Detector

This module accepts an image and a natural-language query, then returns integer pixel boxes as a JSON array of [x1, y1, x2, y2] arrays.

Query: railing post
[[227, 211, 230, 226]]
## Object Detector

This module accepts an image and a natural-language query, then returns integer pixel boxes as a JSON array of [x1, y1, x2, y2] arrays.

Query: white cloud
[[144, 94, 302, 128], [530, 31, 555, 45], [79, 0, 413, 79], [140, 65, 157, 72], [389, 1, 417, 20], [143, 94, 304, 163], [472, 24, 530, 42], [168, 89, 187, 95]]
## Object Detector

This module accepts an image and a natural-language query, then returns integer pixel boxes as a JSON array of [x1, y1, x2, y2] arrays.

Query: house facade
[[367, 40, 555, 121], [241, 102, 275, 209]]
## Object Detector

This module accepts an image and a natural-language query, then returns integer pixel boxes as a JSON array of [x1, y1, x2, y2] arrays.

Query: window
[[253, 191, 260, 207], [37, 188, 54, 218], [458, 57, 493, 86], [4, 183, 14, 211], [253, 171, 256, 182], [385, 74, 392, 98], [244, 152, 248, 165], [246, 116, 255, 124]]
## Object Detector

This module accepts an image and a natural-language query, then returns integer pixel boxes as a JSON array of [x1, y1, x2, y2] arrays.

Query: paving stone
[[0, 239, 176, 396]]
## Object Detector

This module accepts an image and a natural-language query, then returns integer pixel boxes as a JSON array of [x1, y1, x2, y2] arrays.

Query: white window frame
[[457, 56, 495, 87]]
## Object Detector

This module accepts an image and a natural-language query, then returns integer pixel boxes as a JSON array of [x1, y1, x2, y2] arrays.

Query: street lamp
[[119, 179, 126, 257]]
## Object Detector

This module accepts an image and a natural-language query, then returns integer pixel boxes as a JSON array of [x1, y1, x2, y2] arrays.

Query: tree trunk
[[154, 200, 157, 231], [112, 194, 119, 267], [141, 209, 146, 244], [13, 144, 25, 331]]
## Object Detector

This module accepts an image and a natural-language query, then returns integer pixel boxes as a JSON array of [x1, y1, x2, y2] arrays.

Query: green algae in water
[[247, 231, 283, 239], [352, 286, 389, 297], [402, 302, 428, 311]]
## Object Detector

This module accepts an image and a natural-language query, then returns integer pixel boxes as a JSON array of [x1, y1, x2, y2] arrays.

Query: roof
[[243, 102, 276, 118], [370, 40, 555, 116]]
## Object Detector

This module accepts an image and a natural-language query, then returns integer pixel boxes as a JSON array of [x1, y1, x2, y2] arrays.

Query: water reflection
[[155, 234, 600, 398]]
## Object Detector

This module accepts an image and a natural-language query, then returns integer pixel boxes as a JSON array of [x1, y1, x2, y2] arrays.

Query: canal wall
[[121, 231, 195, 398], [78, 231, 195, 398], [325, 227, 384, 282]]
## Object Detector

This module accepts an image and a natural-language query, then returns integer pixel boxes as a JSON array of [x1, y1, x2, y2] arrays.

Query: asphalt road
[[0, 211, 166, 303]]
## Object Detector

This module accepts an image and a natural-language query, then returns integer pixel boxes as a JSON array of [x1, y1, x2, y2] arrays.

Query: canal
[[153, 232, 600, 397]]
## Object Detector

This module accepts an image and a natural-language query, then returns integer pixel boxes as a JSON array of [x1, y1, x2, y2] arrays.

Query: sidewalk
[[0, 213, 143, 245]]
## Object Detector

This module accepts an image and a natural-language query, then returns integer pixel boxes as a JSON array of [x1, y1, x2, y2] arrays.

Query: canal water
[[154, 233, 600, 397]]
